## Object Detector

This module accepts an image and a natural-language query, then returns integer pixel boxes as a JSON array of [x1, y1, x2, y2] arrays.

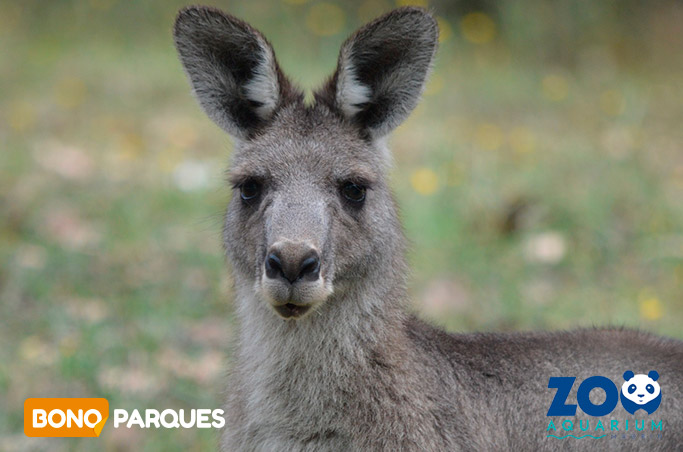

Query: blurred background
[[1, 0, 681, 450]]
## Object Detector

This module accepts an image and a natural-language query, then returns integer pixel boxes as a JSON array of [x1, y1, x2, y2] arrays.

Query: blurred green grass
[[1, 0, 682, 450]]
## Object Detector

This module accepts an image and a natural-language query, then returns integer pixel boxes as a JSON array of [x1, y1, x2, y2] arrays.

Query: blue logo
[[545, 370, 664, 440], [547, 370, 662, 416]]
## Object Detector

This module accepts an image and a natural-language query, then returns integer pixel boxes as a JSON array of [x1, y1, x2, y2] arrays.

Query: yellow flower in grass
[[396, 0, 429, 7], [638, 289, 663, 321], [411, 167, 439, 195], [461, 12, 496, 44], [639, 297, 663, 321]]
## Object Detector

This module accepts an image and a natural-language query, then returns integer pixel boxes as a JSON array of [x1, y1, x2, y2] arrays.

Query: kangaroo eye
[[646, 384, 655, 394], [240, 179, 261, 202], [628, 384, 636, 394], [341, 182, 366, 204]]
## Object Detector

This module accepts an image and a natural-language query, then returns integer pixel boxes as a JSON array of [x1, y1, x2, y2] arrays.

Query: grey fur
[[174, 6, 299, 139], [173, 6, 683, 451]]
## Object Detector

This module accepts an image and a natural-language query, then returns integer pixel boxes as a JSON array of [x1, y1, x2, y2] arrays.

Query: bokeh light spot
[[461, 12, 496, 44], [306, 3, 346, 36], [411, 168, 439, 195], [640, 297, 663, 321], [396, 0, 429, 7], [523, 232, 567, 264]]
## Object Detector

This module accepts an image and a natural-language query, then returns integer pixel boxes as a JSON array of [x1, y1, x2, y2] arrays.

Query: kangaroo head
[[174, 6, 438, 319]]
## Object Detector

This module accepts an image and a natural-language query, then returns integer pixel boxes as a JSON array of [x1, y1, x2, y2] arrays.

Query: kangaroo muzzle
[[260, 197, 332, 319]]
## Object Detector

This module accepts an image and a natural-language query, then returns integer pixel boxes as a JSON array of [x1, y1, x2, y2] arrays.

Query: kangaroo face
[[174, 6, 438, 319], [224, 106, 395, 318]]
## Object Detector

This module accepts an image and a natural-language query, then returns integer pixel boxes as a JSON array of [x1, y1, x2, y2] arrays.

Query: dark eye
[[628, 384, 636, 394], [341, 182, 366, 204], [240, 179, 261, 202], [646, 384, 654, 394]]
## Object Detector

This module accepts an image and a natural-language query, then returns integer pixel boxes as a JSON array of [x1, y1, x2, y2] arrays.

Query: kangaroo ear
[[648, 370, 659, 381], [318, 7, 438, 139], [174, 6, 295, 139], [623, 370, 634, 381]]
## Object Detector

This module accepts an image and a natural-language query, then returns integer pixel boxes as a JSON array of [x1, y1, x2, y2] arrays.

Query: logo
[[24, 398, 109, 437], [546, 370, 664, 440], [25, 399, 226, 438], [547, 370, 662, 417], [620, 370, 661, 415]]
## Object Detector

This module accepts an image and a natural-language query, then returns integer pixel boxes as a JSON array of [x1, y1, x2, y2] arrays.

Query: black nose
[[265, 248, 320, 283]]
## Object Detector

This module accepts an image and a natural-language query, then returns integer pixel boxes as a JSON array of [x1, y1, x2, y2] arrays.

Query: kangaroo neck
[[233, 269, 409, 372]]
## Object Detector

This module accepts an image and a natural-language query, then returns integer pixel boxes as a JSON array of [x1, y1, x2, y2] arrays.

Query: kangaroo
[[173, 6, 683, 451]]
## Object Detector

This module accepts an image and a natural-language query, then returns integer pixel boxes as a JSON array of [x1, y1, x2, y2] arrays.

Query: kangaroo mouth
[[273, 303, 312, 319]]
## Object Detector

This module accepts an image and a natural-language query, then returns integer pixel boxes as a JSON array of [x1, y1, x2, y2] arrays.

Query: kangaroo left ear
[[316, 7, 438, 139], [648, 370, 659, 381], [174, 6, 297, 139]]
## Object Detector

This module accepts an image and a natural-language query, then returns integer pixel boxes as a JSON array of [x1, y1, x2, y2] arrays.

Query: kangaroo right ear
[[317, 7, 438, 139], [173, 6, 295, 139]]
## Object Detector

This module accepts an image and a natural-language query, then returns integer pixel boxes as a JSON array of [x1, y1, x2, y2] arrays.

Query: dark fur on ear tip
[[173, 6, 302, 139], [173, 5, 253, 43], [315, 6, 439, 139]]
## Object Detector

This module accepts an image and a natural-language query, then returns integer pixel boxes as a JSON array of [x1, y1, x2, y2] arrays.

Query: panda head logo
[[620, 370, 662, 415]]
